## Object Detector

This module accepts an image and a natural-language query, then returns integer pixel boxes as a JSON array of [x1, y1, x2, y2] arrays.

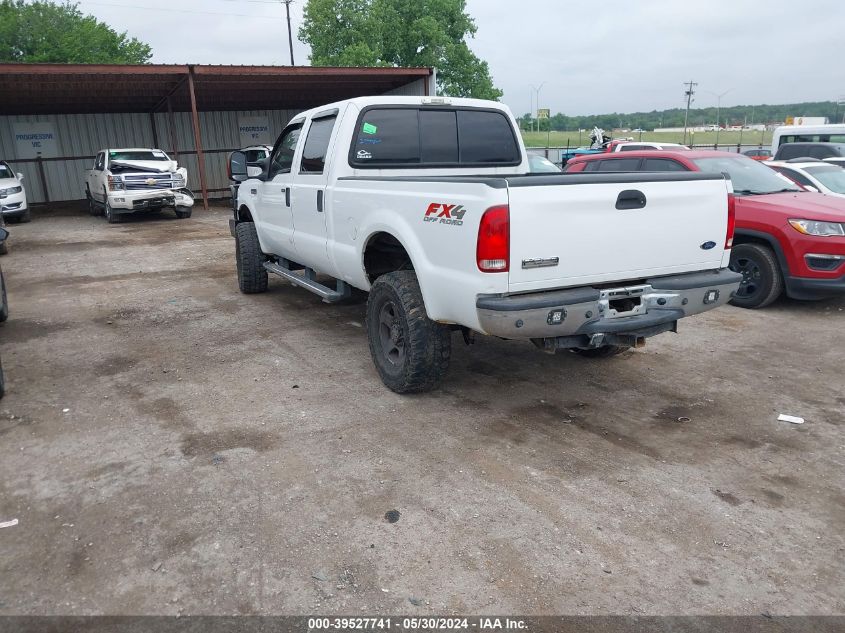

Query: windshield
[[0, 164, 12, 179], [109, 150, 170, 162], [691, 155, 801, 195], [805, 166, 845, 193], [529, 154, 561, 173]]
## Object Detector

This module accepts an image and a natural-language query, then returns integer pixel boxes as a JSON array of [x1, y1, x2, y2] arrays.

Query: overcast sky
[[76, 0, 844, 116]]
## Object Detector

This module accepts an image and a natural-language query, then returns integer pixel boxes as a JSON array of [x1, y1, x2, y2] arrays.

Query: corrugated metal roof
[[0, 63, 433, 115]]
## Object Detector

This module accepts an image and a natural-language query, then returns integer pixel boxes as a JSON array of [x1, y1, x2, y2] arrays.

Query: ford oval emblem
[[700, 241, 717, 250]]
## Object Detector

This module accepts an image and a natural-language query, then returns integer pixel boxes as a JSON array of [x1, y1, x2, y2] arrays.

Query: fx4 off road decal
[[423, 203, 467, 226]]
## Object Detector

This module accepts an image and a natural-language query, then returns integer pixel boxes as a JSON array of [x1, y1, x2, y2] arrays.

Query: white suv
[[0, 161, 29, 223]]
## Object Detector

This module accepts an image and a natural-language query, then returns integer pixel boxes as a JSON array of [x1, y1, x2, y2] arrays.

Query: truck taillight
[[725, 193, 736, 249], [477, 205, 509, 272]]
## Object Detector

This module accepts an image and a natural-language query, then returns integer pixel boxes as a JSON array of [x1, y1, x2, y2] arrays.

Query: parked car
[[527, 154, 561, 172], [0, 161, 29, 223], [607, 141, 690, 152], [0, 226, 9, 398], [228, 96, 740, 393], [242, 145, 272, 165], [742, 148, 772, 161], [772, 142, 845, 166], [565, 150, 845, 307], [84, 148, 194, 223], [771, 123, 845, 156], [767, 159, 845, 199]]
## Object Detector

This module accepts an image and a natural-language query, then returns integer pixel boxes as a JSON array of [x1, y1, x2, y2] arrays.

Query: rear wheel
[[366, 270, 451, 393], [235, 222, 268, 294], [729, 243, 783, 309]]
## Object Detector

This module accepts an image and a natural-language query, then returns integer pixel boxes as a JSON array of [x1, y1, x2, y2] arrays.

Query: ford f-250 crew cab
[[85, 148, 194, 223], [228, 96, 741, 393]]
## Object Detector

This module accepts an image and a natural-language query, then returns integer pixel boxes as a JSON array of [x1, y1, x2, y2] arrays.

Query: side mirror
[[228, 151, 248, 182], [16, 173, 24, 181], [0, 227, 9, 242], [250, 156, 270, 178]]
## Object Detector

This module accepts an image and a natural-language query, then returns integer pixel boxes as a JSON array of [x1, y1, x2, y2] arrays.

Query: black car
[[773, 142, 845, 165]]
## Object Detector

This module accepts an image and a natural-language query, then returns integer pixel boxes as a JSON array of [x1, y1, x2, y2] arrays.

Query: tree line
[[520, 101, 843, 132]]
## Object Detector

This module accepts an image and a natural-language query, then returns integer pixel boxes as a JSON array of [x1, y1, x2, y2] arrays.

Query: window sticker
[[152, 150, 166, 158], [362, 122, 378, 135]]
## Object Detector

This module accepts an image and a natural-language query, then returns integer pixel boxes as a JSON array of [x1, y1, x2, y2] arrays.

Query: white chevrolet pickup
[[85, 148, 194, 223], [228, 96, 741, 393]]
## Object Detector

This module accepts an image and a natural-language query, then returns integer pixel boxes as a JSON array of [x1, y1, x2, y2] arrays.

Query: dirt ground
[[0, 205, 842, 616]]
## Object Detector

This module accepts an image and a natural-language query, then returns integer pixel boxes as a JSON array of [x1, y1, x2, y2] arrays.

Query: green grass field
[[521, 129, 770, 148]]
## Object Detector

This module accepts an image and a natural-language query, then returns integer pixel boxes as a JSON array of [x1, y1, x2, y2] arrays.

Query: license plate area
[[599, 285, 648, 318]]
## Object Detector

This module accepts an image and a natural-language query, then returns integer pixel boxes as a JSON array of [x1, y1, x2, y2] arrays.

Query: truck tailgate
[[506, 173, 730, 292]]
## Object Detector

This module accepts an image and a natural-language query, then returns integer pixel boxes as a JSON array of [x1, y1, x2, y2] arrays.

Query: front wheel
[[87, 191, 102, 216], [103, 189, 121, 224], [366, 271, 451, 394], [234, 222, 268, 294], [728, 243, 783, 309], [174, 206, 192, 219]]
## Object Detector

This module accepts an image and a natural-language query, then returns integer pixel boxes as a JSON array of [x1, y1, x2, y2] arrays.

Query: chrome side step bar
[[263, 259, 351, 304]]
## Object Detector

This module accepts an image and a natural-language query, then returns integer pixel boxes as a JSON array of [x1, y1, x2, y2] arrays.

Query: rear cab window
[[349, 106, 520, 168]]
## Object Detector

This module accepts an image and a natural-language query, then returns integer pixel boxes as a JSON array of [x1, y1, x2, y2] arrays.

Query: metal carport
[[0, 63, 434, 209]]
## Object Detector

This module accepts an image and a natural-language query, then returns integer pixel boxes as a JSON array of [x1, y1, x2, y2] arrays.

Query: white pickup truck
[[85, 148, 194, 223], [228, 96, 741, 393]]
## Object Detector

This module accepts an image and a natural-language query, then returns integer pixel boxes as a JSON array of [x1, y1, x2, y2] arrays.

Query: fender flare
[[732, 229, 791, 275]]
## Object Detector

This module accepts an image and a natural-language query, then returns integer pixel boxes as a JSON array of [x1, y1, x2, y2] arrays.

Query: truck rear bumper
[[475, 268, 742, 342]]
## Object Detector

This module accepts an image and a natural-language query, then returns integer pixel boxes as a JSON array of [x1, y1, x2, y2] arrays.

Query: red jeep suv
[[565, 150, 845, 308]]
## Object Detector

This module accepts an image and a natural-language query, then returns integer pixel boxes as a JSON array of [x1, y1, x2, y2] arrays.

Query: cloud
[[77, 0, 843, 117]]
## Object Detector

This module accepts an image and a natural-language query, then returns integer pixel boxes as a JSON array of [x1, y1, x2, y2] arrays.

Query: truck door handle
[[284, 188, 290, 207], [615, 190, 647, 210], [317, 190, 324, 212]]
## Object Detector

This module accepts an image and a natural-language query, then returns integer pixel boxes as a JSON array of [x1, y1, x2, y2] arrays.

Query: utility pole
[[704, 88, 732, 147], [839, 96, 845, 124], [682, 80, 697, 145], [282, 0, 295, 65], [530, 82, 546, 134]]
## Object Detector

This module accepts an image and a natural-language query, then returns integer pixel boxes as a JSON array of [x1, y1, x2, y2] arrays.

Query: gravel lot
[[0, 205, 843, 615]]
